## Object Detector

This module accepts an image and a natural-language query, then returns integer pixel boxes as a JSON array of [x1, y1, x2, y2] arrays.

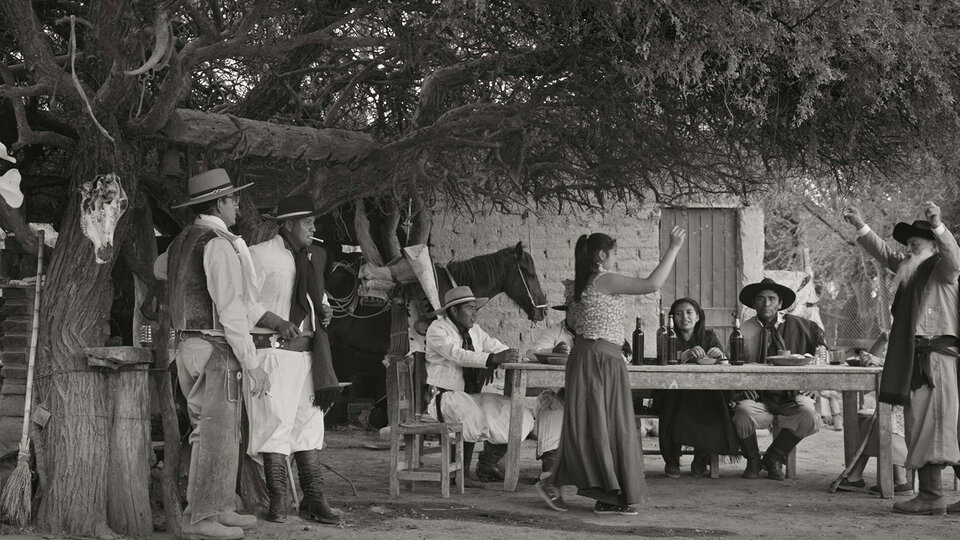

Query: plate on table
[[534, 350, 569, 365], [845, 357, 863, 367], [765, 354, 813, 366]]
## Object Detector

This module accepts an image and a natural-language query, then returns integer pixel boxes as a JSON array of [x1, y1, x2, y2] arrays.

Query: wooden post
[[84, 346, 153, 536]]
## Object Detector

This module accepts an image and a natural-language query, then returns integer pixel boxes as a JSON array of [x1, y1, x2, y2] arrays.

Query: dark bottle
[[632, 317, 644, 365], [656, 310, 667, 365], [729, 314, 745, 365], [666, 316, 679, 364]]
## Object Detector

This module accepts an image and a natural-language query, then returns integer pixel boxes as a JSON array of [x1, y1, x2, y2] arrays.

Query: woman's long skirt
[[553, 337, 646, 506]]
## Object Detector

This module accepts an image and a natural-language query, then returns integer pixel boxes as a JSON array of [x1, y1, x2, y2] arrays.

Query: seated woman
[[656, 298, 740, 478]]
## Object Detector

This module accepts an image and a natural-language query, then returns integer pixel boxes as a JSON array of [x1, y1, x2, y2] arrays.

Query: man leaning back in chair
[[425, 286, 535, 485]]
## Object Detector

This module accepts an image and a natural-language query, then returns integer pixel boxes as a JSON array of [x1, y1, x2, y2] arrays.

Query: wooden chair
[[386, 353, 464, 497]]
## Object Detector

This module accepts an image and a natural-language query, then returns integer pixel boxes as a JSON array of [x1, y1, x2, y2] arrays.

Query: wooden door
[[660, 208, 740, 346]]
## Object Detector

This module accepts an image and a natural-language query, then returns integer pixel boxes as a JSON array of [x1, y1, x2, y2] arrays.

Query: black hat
[[739, 277, 796, 310], [892, 220, 936, 245], [266, 195, 322, 220]]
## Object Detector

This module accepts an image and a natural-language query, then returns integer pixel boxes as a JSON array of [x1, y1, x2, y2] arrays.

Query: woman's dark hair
[[574, 233, 616, 301], [670, 297, 706, 345]]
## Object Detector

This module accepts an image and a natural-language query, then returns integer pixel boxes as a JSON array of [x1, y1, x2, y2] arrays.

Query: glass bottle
[[729, 315, 744, 365], [632, 317, 644, 365], [666, 316, 679, 365], [656, 310, 667, 365]]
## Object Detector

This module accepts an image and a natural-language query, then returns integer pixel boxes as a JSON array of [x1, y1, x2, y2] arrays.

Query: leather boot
[[262, 453, 288, 523], [739, 434, 762, 479], [294, 450, 344, 525], [762, 430, 802, 481], [949, 466, 960, 514], [476, 443, 507, 482], [894, 464, 946, 515], [539, 449, 558, 480], [690, 451, 710, 478]]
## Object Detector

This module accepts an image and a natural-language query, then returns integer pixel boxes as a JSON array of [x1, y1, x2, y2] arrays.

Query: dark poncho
[[654, 330, 740, 457]]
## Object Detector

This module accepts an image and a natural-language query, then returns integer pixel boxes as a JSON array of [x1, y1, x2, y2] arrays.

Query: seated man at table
[[734, 278, 825, 480], [426, 286, 535, 483]]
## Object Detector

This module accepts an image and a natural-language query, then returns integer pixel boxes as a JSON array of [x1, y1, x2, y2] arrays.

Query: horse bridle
[[516, 260, 548, 314]]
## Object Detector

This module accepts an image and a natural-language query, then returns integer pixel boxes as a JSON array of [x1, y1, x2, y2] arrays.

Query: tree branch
[[0, 64, 76, 150]]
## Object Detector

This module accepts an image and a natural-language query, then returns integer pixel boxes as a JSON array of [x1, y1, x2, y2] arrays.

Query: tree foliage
[[2, 0, 960, 221]]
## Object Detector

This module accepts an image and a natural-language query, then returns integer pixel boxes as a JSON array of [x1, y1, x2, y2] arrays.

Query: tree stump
[[84, 346, 153, 536]]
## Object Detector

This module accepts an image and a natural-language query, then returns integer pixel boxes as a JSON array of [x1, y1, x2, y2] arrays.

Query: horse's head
[[502, 242, 548, 322]]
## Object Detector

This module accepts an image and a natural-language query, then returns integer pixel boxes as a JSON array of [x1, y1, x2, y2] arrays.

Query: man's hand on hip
[[246, 365, 272, 398]]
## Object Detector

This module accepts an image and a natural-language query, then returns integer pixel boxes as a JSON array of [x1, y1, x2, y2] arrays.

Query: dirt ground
[[4, 425, 960, 539]]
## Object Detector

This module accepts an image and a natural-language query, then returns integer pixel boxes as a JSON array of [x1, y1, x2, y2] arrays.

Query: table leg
[[842, 391, 860, 467], [503, 369, 527, 492], [876, 401, 894, 499]]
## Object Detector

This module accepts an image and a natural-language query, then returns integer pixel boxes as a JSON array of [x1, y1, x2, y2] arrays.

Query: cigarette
[[310, 236, 324, 243]]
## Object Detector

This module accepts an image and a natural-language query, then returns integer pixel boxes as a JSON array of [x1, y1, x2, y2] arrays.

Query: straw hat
[[438, 286, 488, 313], [171, 168, 253, 209]]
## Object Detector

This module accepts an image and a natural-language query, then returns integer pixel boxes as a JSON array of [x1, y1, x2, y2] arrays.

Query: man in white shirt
[[247, 195, 342, 525], [426, 286, 534, 483], [165, 169, 270, 539]]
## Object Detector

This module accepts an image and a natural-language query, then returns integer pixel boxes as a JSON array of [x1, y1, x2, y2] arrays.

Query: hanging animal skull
[[79, 173, 128, 264]]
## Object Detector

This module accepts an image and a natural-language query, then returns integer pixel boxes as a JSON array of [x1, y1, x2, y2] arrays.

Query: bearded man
[[844, 202, 960, 515]]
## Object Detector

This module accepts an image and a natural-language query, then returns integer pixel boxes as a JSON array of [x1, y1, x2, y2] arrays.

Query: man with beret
[[246, 195, 342, 524], [164, 168, 269, 539], [844, 202, 960, 515], [734, 277, 825, 481], [425, 286, 535, 484]]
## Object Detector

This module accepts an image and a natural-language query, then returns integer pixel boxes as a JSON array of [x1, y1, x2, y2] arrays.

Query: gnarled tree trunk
[[34, 135, 142, 536]]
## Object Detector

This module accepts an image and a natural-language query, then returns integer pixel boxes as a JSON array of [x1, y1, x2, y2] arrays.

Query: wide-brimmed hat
[[438, 286, 488, 313], [739, 277, 796, 310], [171, 168, 253, 209], [892, 220, 936, 245], [265, 195, 323, 220]]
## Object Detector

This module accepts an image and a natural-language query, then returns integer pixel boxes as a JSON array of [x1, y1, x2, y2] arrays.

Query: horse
[[324, 242, 548, 425]]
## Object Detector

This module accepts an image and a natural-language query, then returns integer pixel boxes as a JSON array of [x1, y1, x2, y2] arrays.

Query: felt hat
[[892, 220, 936, 245], [739, 277, 797, 310], [438, 286, 488, 313], [265, 194, 323, 220], [171, 168, 253, 209]]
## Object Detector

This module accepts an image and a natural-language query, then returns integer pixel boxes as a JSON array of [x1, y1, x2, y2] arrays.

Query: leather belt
[[175, 330, 227, 345], [252, 333, 313, 352]]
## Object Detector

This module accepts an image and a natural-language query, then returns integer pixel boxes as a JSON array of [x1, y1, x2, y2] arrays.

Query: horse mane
[[444, 248, 512, 289]]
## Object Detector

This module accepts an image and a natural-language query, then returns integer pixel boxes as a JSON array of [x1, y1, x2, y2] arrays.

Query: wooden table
[[502, 363, 894, 498]]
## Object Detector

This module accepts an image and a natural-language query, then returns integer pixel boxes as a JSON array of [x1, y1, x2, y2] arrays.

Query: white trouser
[[536, 390, 563, 456], [427, 390, 534, 444], [245, 348, 325, 459]]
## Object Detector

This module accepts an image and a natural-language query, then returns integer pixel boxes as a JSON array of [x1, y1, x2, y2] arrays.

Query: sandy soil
[[4, 426, 960, 539]]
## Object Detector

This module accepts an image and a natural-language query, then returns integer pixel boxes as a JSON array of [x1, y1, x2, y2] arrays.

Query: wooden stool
[[386, 354, 464, 498]]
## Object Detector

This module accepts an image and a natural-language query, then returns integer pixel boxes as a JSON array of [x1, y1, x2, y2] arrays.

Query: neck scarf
[[451, 317, 488, 394], [279, 229, 341, 409], [881, 254, 939, 405], [756, 318, 787, 363]]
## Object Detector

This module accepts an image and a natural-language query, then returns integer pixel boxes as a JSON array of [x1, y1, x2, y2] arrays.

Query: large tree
[[3, 0, 960, 534]]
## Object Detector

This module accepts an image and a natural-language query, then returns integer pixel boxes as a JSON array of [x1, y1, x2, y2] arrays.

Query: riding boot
[[740, 434, 762, 479], [262, 453, 288, 523], [691, 450, 710, 478], [762, 430, 802, 481], [476, 443, 508, 482], [293, 450, 343, 525], [662, 442, 681, 479], [894, 464, 946, 515]]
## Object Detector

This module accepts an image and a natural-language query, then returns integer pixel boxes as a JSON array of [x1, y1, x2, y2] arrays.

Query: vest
[[166, 224, 236, 331]]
